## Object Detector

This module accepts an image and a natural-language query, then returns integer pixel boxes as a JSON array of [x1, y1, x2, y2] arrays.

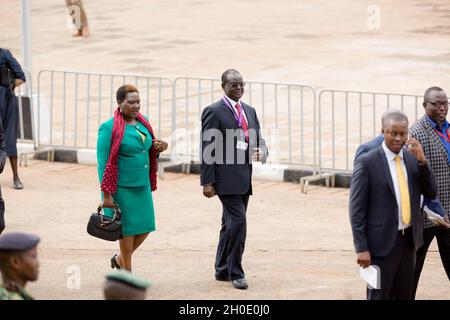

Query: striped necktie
[[235, 103, 248, 142]]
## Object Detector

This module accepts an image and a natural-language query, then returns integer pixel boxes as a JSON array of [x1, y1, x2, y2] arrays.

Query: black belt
[[398, 227, 412, 236]]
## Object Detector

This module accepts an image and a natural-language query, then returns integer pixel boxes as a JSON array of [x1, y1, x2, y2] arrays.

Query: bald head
[[221, 69, 244, 102], [423, 86, 448, 126], [221, 69, 241, 84], [381, 109, 408, 128], [424, 86, 445, 102], [382, 110, 409, 129], [381, 109, 409, 154]]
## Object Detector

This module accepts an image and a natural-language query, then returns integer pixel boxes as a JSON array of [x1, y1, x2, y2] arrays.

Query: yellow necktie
[[395, 155, 411, 225]]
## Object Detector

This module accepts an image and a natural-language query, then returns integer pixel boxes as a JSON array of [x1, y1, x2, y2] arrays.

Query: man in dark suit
[[200, 69, 268, 290], [350, 110, 437, 300]]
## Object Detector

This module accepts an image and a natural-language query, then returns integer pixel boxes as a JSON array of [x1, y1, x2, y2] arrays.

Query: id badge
[[237, 140, 248, 151]]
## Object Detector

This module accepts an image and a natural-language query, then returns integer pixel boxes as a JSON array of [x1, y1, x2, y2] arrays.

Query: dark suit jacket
[[354, 134, 384, 164], [349, 146, 437, 257], [0, 48, 26, 92], [200, 99, 268, 195]]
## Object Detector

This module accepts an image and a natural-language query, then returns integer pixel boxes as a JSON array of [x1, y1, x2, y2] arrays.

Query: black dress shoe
[[231, 278, 248, 290], [110, 254, 121, 269], [215, 274, 230, 282]]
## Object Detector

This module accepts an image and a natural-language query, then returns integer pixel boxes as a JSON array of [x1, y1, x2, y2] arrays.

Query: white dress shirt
[[382, 141, 411, 230], [224, 95, 248, 124]]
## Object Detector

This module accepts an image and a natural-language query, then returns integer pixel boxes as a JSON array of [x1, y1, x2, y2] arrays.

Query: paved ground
[[2, 1, 450, 172], [0, 0, 449, 299], [1, 0, 450, 93], [0, 160, 448, 299]]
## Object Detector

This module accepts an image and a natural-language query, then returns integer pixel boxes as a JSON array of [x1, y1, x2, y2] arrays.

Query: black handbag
[[0, 65, 13, 89], [87, 202, 122, 241]]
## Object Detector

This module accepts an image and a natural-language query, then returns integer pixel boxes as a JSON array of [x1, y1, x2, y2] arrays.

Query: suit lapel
[[377, 147, 396, 198], [220, 99, 239, 128]]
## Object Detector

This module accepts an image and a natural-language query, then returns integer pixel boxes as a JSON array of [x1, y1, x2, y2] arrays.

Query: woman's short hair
[[116, 84, 139, 103]]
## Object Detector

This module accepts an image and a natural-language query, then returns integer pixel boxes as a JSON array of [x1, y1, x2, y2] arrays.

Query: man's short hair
[[382, 109, 408, 128], [381, 110, 397, 127], [424, 86, 444, 102], [221, 69, 241, 84]]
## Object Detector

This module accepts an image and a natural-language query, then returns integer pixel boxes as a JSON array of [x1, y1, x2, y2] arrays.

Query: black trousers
[[412, 226, 450, 298], [0, 186, 4, 234], [367, 228, 415, 300], [215, 193, 250, 281]]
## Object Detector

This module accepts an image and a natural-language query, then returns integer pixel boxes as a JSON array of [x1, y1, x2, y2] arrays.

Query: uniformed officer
[[0, 232, 40, 300], [0, 48, 26, 189], [103, 270, 151, 300]]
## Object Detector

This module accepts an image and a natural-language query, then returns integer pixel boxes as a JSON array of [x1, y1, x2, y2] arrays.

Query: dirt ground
[[0, 160, 448, 300]]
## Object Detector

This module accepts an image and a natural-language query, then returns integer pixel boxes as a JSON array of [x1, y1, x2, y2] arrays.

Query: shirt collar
[[426, 115, 449, 131], [382, 141, 404, 161], [224, 95, 241, 109]]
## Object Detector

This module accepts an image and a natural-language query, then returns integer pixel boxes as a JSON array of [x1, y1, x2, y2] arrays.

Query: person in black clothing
[[0, 48, 26, 190], [0, 120, 5, 234], [200, 69, 269, 290]]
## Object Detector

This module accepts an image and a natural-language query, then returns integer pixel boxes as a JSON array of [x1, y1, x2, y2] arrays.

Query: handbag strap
[[97, 202, 122, 222]]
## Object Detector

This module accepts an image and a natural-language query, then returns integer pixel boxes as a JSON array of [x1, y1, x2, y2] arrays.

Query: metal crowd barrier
[[36, 70, 174, 154], [317, 90, 423, 173], [16, 67, 36, 147], [30, 69, 434, 191], [15, 67, 50, 166], [171, 77, 317, 171]]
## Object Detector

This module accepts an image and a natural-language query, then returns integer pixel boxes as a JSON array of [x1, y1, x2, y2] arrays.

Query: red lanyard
[[435, 128, 450, 143]]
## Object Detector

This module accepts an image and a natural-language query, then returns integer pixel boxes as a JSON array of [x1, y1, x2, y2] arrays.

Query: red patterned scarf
[[101, 107, 158, 194]]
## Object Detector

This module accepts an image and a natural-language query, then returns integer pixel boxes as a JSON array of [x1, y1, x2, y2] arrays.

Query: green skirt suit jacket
[[97, 117, 155, 236]]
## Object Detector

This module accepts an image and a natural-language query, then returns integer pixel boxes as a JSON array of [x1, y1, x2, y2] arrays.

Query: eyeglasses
[[225, 82, 246, 89], [425, 100, 449, 108]]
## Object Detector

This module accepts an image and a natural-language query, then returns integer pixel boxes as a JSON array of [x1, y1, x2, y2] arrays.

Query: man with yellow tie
[[349, 110, 437, 300]]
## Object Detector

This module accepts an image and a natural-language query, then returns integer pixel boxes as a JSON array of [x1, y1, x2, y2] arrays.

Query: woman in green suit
[[97, 84, 168, 272]]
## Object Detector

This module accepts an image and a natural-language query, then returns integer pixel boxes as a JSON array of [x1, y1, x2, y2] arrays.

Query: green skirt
[[103, 185, 156, 236]]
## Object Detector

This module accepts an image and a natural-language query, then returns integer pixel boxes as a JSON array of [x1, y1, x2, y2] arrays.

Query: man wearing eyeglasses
[[410, 86, 450, 297], [200, 69, 268, 290]]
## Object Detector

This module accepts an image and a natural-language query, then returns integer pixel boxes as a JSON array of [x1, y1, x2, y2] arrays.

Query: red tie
[[236, 103, 249, 142]]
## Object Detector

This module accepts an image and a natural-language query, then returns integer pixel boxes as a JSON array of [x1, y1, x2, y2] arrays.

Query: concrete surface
[[0, 160, 448, 300], [2, 0, 450, 93], [0, 0, 449, 300], [3, 0, 450, 172]]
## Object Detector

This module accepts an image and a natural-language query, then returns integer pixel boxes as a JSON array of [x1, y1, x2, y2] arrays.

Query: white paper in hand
[[360, 265, 381, 289], [424, 206, 446, 226]]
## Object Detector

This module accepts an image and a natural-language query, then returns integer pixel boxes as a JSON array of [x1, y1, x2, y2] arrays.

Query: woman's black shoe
[[110, 254, 121, 269]]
